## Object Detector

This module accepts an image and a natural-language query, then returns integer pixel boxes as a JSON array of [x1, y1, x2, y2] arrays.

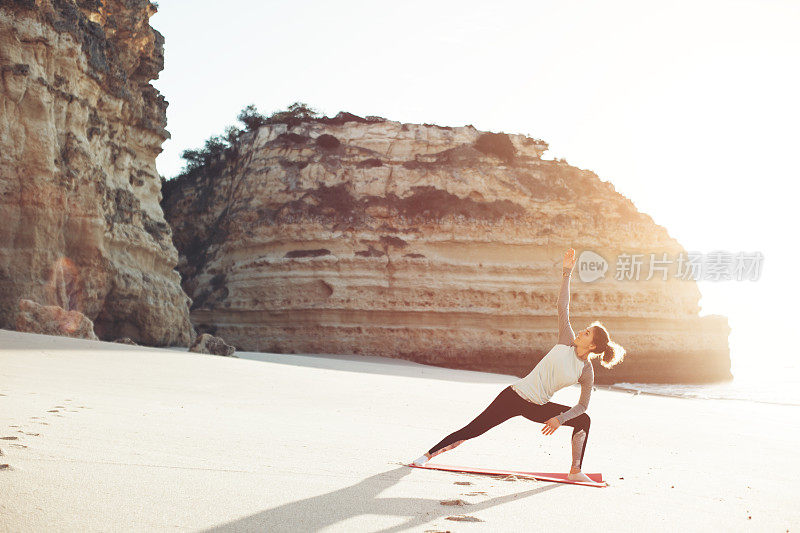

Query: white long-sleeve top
[[511, 265, 594, 425]]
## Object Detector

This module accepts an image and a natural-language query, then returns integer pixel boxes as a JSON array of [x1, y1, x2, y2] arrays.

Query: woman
[[412, 248, 626, 482]]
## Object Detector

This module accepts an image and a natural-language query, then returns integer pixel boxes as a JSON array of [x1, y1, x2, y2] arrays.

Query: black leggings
[[427, 385, 592, 469]]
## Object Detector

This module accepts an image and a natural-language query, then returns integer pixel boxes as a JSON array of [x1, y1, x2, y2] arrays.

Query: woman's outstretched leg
[[427, 438, 466, 460], [413, 386, 521, 465]]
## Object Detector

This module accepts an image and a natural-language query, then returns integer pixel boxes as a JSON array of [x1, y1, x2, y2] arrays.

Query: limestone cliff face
[[0, 0, 192, 345], [161, 115, 731, 384]]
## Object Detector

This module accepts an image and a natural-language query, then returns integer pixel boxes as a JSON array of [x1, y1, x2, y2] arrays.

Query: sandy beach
[[1, 328, 797, 532]]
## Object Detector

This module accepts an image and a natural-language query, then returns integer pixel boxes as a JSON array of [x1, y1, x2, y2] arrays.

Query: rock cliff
[[161, 113, 732, 384], [0, 0, 192, 344]]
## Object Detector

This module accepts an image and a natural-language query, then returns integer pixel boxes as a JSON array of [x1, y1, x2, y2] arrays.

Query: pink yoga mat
[[405, 462, 608, 487]]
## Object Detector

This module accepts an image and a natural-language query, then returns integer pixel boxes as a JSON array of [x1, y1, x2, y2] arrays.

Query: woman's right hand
[[563, 248, 576, 269]]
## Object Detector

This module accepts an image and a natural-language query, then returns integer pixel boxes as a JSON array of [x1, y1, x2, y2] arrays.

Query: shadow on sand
[[201, 465, 563, 532], [236, 351, 516, 384]]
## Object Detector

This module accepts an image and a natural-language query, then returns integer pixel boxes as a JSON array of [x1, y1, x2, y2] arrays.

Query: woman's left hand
[[542, 417, 561, 435]]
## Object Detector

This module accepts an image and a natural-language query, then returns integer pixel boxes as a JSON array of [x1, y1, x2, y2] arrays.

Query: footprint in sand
[[445, 515, 483, 522], [440, 499, 470, 506]]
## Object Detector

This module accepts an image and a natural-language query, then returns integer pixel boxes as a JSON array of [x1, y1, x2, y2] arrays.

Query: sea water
[[607, 360, 800, 407]]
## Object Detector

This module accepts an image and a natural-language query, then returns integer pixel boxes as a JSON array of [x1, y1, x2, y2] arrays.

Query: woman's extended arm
[[558, 249, 576, 346]]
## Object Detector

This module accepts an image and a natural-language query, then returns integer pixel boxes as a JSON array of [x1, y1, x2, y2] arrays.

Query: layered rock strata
[[0, 0, 192, 344], [162, 115, 732, 384]]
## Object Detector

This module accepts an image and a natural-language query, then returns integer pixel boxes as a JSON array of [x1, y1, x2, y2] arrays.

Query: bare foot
[[567, 471, 594, 483]]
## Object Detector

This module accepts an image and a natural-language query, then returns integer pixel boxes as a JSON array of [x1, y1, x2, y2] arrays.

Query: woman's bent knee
[[574, 413, 590, 430]]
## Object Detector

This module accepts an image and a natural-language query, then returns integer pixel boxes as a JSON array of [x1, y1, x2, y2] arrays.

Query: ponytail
[[587, 320, 626, 369], [598, 339, 626, 369]]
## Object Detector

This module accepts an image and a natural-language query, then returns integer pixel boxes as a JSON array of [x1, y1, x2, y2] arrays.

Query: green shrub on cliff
[[265, 101, 321, 126], [172, 102, 325, 179], [180, 135, 228, 173], [237, 104, 268, 131], [237, 102, 322, 131], [224, 125, 243, 144]]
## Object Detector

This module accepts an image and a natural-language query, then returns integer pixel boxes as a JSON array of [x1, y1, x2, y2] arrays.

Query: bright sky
[[151, 0, 800, 381]]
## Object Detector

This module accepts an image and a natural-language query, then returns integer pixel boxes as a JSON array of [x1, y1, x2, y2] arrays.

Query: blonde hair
[[587, 320, 626, 369]]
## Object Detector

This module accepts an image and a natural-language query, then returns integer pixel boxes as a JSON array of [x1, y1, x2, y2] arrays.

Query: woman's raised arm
[[558, 249, 576, 346]]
